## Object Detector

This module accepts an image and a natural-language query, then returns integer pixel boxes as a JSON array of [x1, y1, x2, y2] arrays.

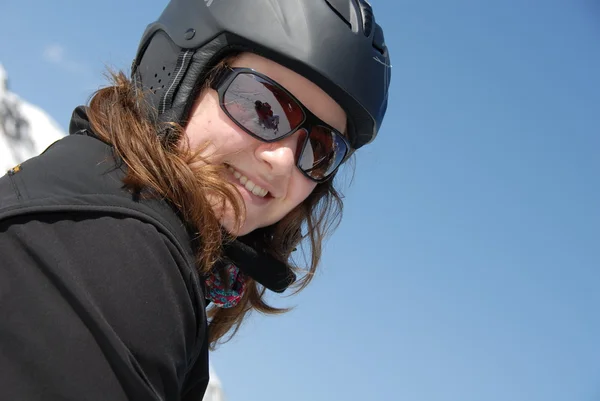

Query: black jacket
[[0, 109, 210, 400]]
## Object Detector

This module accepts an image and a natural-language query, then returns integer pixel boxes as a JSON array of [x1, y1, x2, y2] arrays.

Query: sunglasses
[[210, 67, 350, 182]]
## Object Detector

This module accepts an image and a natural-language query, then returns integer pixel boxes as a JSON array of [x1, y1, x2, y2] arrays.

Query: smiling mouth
[[225, 165, 270, 198]]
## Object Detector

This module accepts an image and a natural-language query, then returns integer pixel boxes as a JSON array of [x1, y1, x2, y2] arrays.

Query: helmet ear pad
[[133, 31, 181, 121]]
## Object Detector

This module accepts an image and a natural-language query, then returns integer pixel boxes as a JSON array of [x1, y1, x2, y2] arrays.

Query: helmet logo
[[373, 56, 392, 68]]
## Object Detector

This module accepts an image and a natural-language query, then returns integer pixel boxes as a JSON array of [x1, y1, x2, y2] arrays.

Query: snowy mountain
[[0, 63, 227, 401], [0, 64, 65, 172], [205, 366, 227, 401]]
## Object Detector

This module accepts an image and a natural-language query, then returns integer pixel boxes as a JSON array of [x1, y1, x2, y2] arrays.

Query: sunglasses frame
[[210, 67, 350, 183]]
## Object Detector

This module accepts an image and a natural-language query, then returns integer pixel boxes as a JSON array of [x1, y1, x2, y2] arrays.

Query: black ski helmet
[[132, 0, 391, 150]]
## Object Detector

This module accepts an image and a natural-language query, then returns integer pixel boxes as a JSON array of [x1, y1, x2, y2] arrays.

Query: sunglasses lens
[[298, 126, 348, 181], [223, 73, 304, 140]]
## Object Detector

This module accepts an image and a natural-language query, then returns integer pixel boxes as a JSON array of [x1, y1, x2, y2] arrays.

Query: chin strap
[[204, 239, 297, 308]]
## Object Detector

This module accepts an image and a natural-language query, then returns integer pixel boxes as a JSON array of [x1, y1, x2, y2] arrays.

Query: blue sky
[[2, 1, 599, 400]]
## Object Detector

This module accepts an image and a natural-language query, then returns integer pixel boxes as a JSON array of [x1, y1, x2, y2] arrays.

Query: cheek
[[287, 172, 318, 208], [184, 104, 253, 157], [184, 93, 220, 150]]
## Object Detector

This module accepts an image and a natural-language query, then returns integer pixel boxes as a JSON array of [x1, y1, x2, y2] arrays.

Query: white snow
[[0, 63, 66, 172], [205, 366, 228, 401]]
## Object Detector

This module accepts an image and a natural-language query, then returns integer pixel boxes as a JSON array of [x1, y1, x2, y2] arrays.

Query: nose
[[255, 130, 304, 178]]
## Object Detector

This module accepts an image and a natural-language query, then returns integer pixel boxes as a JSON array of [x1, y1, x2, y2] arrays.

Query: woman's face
[[184, 52, 347, 235]]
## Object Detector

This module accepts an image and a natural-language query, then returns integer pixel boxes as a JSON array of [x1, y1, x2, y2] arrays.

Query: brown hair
[[86, 56, 345, 348]]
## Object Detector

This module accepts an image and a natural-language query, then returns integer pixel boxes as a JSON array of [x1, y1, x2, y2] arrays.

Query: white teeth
[[226, 165, 269, 198]]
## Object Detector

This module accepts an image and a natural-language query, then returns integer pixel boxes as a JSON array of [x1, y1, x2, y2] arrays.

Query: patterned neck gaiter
[[203, 238, 297, 308], [204, 263, 247, 308]]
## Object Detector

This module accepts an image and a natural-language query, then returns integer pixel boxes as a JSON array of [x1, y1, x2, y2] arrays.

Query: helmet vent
[[148, 67, 170, 94], [324, 0, 352, 30], [373, 24, 386, 55], [358, 0, 374, 37]]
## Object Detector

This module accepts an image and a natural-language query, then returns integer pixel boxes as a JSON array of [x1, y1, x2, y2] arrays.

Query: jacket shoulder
[[0, 134, 195, 266]]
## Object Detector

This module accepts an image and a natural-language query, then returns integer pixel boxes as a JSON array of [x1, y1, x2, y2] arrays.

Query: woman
[[0, 0, 391, 400]]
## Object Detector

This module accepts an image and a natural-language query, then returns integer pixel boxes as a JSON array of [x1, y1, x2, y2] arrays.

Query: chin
[[220, 217, 256, 237], [229, 226, 254, 236]]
